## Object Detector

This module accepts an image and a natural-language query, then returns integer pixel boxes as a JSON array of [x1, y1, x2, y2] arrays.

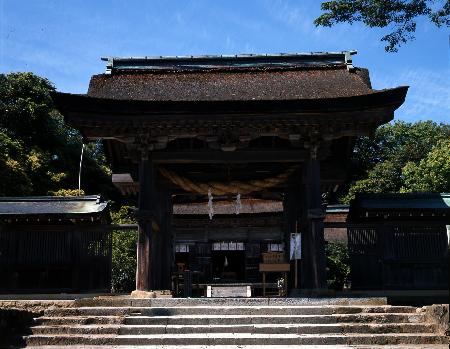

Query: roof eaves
[[0, 195, 102, 203]]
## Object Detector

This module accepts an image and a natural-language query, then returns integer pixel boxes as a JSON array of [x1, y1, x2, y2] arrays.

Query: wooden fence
[[348, 223, 448, 290], [0, 226, 112, 293]]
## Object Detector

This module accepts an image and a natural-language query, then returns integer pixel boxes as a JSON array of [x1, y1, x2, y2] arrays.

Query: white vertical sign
[[290, 233, 301, 260]]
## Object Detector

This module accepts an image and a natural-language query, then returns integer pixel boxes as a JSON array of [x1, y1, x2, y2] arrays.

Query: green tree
[[0, 132, 33, 195], [326, 242, 350, 290], [110, 206, 138, 293], [341, 121, 450, 203], [315, 0, 450, 52], [1, 72, 137, 293], [0, 73, 55, 146], [0, 72, 116, 198], [401, 139, 450, 192]]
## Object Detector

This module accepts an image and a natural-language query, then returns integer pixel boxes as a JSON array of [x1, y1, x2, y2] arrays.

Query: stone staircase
[[23, 298, 449, 347]]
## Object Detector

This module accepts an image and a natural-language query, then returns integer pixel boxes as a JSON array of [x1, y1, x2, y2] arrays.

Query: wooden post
[[283, 188, 300, 290], [262, 272, 266, 297], [135, 154, 155, 291], [299, 180, 311, 289], [304, 146, 327, 290], [156, 188, 173, 290]]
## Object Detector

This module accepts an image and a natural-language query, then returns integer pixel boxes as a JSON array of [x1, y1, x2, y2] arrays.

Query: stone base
[[130, 290, 172, 298]]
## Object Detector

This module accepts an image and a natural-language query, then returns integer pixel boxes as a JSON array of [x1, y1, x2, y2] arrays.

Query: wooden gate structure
[[53, 51, 408, 292]]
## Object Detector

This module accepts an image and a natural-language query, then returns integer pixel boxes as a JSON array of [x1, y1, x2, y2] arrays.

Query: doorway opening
[[211, 250, 246, 282]]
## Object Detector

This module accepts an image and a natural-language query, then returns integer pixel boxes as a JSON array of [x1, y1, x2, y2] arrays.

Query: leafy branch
[[315, 0, 450, 52]]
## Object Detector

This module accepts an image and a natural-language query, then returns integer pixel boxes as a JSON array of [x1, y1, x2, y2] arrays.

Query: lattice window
[[348, 226, 377, 254], [391, 225, 447, 261]]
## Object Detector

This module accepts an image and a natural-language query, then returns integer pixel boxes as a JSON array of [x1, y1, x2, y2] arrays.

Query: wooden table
[[259, 263, 290, 297]]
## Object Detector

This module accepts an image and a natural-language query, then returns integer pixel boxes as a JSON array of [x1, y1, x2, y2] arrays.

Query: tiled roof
[[0, 195, 108, 216], [352, 193, 450, 210]]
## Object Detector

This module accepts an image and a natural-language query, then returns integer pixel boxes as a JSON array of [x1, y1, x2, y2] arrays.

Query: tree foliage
[[326, 242, 350, 290], [110, 206, 138, 293], [0, 72, 115, 197], [401, 139, 450, 192], [315, 0, 450, 51], [342, 121, 450, 203]]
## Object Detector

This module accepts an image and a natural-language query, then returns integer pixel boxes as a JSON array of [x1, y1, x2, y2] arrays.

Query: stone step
[[30, 322, 435, 335], [35, 316, 124, 326], [123, 313, 426, 325], [35, 312, 425, 326], [22, 298, 447, 347], [25, 333, 449, 346], [44, 305, 418, 317], [74, 297, 388, 308]]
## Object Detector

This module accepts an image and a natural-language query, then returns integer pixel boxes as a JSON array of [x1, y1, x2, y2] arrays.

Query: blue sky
[[1, 0, 449, 123]]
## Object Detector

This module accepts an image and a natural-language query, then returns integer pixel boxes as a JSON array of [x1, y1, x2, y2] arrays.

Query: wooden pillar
[[153, 188, 173, 290], [303, 147, 327, 290], [299, 183, 311, 289], [283, 188, 300, 289], [162, 192, 174, 290], [135, 152, 172, 292], [136, 155, 155, 291]]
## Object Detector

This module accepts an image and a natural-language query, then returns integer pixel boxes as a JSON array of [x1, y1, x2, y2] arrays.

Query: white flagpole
[[78, 143, 85, 194]]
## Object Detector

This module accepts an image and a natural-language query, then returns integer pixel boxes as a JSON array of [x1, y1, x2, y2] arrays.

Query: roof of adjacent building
[[0, 195, 109, 216], [351, 193, 450, 211], [85, 51, 381, 102]]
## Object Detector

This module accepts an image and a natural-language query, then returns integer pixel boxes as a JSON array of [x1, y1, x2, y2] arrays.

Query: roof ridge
[[101, 51, 357, 74], [102, 51, 356, 61]]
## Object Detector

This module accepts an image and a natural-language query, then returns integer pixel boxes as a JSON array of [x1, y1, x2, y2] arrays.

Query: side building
[[0, 196, 111, 293]]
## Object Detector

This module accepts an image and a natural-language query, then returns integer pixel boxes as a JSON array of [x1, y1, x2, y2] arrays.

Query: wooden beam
[[148, 150, 311, 164]]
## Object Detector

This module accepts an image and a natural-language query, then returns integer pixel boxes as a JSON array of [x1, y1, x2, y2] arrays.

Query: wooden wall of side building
[[0, 224, 112, 293]]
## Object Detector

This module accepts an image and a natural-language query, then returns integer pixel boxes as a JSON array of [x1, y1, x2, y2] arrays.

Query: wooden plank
[[259, 263, 290, 272]]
